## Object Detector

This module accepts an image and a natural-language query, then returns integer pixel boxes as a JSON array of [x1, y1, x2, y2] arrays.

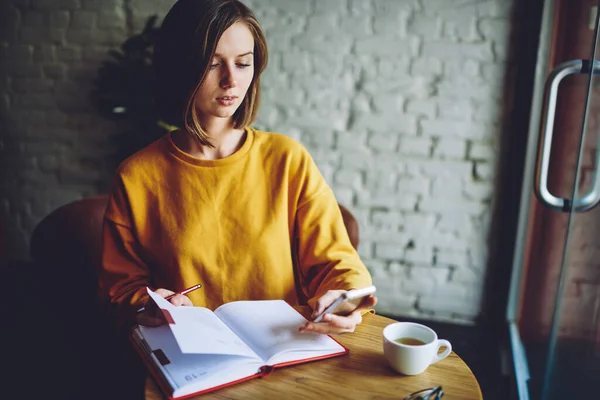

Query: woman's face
[[194, 21, 255, 125]]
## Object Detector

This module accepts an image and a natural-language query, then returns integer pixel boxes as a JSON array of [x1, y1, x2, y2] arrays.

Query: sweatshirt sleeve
[[293, 151, 373, 311], [99, 175, 152, 329]]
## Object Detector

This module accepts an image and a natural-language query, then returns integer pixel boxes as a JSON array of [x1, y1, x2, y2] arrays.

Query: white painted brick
[[420, 198, 486, 215], [332, 186, 354, 207], [421, 0, 476, 10], [408, 14, 441, 40], [422, 41, 493, 61], [437, 78, 502, 101], [365, 75, 435, 100], [306, 14, 339, 36], [463, 179, 493, 201], [403, 213, 436, 231], [444, 59, 481, 78], [374, 288, 418, 317], [339, 150, 372, 171], [431, 175, 462, 198], [438, 99, 473, 120], [433, 138, 466, 159], [365, 171, 398, 193], [56, 45, 81, 61], [368, 132, 399, 153], [442, 15, 481, 42], [363, 226, 412, 243], [374, 10, 410, 37], [451, 265, 482, 285], [371, 92, 404, 115], [96, 8, 123, 29], [340, 15, 372, 36], [375, 243, 405, 259], [403, 266, 449, 295], [372, 210, 403, 229], [353, 111, 418, 135], [336, 130, 368, 152], [71, 10, 96, 28], [349, 0, 370, 15], [406, 99, 436, 118], [421, 119, 489, 139], [410, 57, 442, 78], [405, 245, 434, 265], [436, 212, 472, 234], [479, 18, 510, 41], [477, 1, 513, 17], [281, 51, 310, 73], [356, 191, 418, 210], [372, 0, 415, 16], [409, 158, 473, 178], [32, 0, 80, 10], [418, 284, 482, 318], [357, 241, 374, 260], [399, 137, 431, 157], [270, 0, 312, 15], [474, 162, 495, 180], [397, 175, 430, 196], [437, 250, 469, 267], [293, 34, 352, 54], [355, 36, 420, 57], [333, 169, 363, 189], [473, 99, 502, 123]]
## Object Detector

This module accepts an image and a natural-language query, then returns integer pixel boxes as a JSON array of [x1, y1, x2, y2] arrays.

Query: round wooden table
[[145, 313, 482, 399]]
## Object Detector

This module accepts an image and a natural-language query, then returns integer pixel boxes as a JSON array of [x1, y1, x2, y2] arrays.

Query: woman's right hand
[[136, 288, 193, 327]]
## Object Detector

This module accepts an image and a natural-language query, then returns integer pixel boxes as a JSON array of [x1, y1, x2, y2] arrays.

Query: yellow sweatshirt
[[100, 127, 372, 326]]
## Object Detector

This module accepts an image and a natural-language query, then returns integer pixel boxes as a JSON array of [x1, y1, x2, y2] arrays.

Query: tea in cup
[[382, 322, 452, 375]]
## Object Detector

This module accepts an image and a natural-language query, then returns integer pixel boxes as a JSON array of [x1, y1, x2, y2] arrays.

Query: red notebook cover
[[132, 333, 349, 400], [131, 302, 349, 399]]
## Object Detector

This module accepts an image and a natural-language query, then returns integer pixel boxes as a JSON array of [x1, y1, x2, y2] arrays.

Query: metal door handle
[[534, 59, 600, 212]]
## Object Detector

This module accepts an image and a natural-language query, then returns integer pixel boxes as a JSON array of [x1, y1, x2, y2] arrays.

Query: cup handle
[[432, 339, 452, 364]]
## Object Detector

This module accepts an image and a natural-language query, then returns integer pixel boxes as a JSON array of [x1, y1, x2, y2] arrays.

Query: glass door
[[508, 0, 600, 399]]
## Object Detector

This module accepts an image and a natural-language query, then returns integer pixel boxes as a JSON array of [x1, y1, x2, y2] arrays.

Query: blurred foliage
[[90, 16, 167, 165]]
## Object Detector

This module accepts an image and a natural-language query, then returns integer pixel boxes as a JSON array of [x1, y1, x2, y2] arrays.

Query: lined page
[[214, 300, 345, 363], [147, 289, 257, 357], [135, 326, 262, 397]]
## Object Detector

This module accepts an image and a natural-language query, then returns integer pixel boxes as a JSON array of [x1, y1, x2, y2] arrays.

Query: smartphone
[[313, 285, 376, 322]]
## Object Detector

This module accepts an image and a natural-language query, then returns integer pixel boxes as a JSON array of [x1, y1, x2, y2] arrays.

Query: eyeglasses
[[403, 386, 444, 400]]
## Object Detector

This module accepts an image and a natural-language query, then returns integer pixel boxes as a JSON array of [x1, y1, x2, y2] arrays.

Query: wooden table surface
[[145, 313, 483, 400]]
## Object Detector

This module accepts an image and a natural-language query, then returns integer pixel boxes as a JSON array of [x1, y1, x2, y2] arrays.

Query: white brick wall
[[0, 0, 516, 324]]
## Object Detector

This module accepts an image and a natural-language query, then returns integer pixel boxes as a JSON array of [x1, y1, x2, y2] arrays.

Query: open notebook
[[131, 289, 348, 399]]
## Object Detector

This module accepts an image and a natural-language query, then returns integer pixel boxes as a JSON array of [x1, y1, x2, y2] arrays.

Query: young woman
[[100, 0, 376, 335]]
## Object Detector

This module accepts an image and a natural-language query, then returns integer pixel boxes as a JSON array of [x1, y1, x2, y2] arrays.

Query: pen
[[136, 283, 202, 313]]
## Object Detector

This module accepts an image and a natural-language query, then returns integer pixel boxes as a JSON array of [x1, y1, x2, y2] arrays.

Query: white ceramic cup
[[382, 322, 452, 375]]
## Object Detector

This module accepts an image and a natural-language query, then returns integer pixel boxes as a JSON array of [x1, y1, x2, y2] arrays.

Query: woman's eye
[[237, 63, 251, 68], [210, 63, 219, 70]]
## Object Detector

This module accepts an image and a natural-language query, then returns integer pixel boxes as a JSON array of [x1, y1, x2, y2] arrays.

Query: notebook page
[[214, 300, 345, 364], [146, 288, 258, 357], [135, 326, 263, 398]]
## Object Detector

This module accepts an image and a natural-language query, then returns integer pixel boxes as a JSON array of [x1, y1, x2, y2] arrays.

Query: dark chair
[[26, 194, 360, 399]]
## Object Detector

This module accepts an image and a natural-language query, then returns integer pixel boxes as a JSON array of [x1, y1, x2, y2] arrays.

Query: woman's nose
[[220, 66, 237, 88]]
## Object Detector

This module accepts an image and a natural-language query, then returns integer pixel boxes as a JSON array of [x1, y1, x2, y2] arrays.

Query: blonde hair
[[154, 0, 268, 146]]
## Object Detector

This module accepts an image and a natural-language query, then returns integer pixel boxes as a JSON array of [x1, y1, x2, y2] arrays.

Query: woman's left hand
[[299, 290, 377, 334]]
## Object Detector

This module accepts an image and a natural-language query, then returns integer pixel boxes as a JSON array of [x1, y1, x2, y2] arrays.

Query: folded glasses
[[403, 385, 444, 400]]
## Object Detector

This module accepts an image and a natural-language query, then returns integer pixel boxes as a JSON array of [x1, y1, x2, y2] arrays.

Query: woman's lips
[[216, 96, 237, 106]]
